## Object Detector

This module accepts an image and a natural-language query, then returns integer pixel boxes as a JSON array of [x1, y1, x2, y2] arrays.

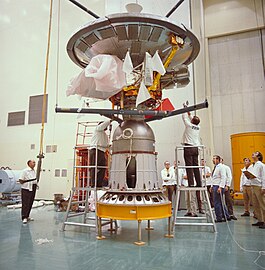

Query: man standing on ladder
[[89, 120, 112, 187], [181, 102, 203, 214]]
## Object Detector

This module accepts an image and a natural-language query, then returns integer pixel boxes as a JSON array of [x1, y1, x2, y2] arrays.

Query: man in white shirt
[[181, 103, 202, 188], [172, 161, 186, 210], [89, 120, 111, 187], [222, 159, 237, 220], [171, 161, 185, 186], [19, 160, 37, 224], [250, 151, 265, 229], [211, 155, 230, 222], [200, 159, 213, 208], [240, 158, 253, 217], [161, 161, 176, 202]]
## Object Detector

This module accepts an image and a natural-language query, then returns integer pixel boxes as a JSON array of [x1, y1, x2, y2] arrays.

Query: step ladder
[[61, 186, 117, 237], [61, 186, 95, 229], [61, 150, 117, 237], [61, 121, 117, 237], [171, 145, 216, 233]]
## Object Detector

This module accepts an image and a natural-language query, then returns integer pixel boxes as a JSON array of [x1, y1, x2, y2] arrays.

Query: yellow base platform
[[97, 202, 172, 220]]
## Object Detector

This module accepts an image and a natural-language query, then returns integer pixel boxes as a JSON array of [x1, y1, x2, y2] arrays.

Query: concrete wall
[[190, 0, 265, 172], [204, 0, 264, 38], [208, 30, 265, 167]]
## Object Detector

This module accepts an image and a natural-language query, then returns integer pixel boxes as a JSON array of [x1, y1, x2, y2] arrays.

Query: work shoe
[[184, 212, 192, 216], [259, 224, 265, 229], [191, 213, 198, 217], [22, 218, 28, 224], [252, 222, 264, 226], [199, 210, 205, 214], [241, 212, 250, 217], [27, 217, 34, 222], [230, 215, 237, 220], [215, 219, 223, 223]]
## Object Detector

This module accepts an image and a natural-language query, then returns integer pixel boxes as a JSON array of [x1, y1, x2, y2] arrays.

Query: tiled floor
[[0, 205, 264, 270]]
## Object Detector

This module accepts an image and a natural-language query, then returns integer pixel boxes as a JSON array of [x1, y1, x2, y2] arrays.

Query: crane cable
[[36, 0, 54, 183]]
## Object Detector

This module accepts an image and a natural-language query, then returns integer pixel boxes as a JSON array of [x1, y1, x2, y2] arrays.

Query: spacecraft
[[56, 0, 207, 244]]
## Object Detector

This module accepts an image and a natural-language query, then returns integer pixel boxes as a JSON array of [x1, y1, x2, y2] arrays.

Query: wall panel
[[209, 30, 265, 166]]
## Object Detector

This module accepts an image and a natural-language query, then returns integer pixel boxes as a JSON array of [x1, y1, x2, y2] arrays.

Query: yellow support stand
[[134, 220, 146, 246], [96, 217, 106, 240], [164, 217, 174, 238], [108, 219, 116, 232], [145, 220, 154, 231], [97, 202, 171, 220], [97, 202, 172, 245]]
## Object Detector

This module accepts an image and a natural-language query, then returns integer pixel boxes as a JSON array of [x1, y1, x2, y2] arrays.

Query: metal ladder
[[171, 145, 216, 233], [61, 144, 117, 237], [61, 186, 95, 230]]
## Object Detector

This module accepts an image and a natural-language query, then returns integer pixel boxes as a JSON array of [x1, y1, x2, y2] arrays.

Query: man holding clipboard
[[242, 170, 256, 181], [243, 151, 265, 229]]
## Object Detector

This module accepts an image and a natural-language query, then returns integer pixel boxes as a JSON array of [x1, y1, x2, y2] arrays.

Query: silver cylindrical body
[[112, 119, 155, 153], [0, 170, 21, 193], [109, 119, 160, 191]]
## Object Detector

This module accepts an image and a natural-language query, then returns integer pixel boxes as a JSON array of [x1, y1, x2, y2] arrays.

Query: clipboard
[[242, 170, 256, 180]]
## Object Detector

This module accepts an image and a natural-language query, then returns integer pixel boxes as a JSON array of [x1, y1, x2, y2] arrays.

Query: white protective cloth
[[66, 55, 126, 100]]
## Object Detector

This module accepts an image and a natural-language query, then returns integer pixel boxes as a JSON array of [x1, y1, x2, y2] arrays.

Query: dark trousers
[[207, 185, 214, 208], [196, 191, 202, 210], [89, 148, 106, 187], [224, 188, 234, 215], [21, 185, 37, 220], [213, 185, 229, 221], [184, 146, 202, 187]]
